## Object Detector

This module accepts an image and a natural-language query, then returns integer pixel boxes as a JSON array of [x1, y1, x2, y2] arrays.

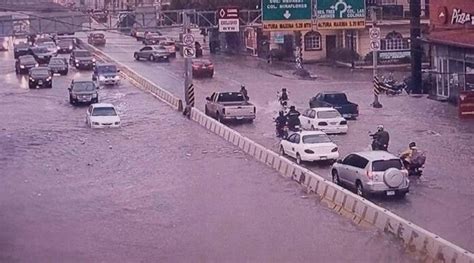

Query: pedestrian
[[240, 85, 249, 101]]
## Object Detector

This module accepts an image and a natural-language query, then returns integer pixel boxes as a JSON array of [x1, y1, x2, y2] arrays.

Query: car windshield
[[372, 159, 403, 171], [58, 40, 73, 46], [40, 42, 55, 48], [50, 59, 65, 65], [217, 92, 245, 102], [73, 82, 95, 91], [302, 134, 332, 144], [317, 110, 340, 119], [30, 68, 50, 77], [325, 93, 348, 104], [92, 34, 104, 38], [33, 47, 49, 53], [97, 65, 117, 73], [75, 51, 91, 57], [21, 56, 36, 63], [92, 107, 117, 116]]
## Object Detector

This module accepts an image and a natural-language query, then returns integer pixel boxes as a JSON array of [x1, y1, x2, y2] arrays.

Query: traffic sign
[[262, 0, 312, 31], [315, 0, 366, 29], [218, 7, 240, 32], [183, 33, 194, 46], [369, 27, 381, 40], [370, 39, 381, 51], [218, 7, 239, 19], [183, 46, 195, 58]]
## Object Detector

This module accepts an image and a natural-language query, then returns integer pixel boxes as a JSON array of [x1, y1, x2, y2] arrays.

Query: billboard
[[316, 0, 366, 29]]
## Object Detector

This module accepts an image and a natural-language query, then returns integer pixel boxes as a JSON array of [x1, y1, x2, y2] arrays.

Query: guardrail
[[77, 38, 183, 111], [80, 38, 474, 263]]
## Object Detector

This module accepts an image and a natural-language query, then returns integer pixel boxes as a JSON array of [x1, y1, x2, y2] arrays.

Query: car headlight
[[92, 58, 96, 62], [35, 63, 39, 67], [46, 76, 52, 81], [75, 59, 79, 63], [29, 77, 34, 81], [69, 45, 73, 49], [20, 65, 25, 68], [99, 76, 106, 81], [57, 46, 60, 50]]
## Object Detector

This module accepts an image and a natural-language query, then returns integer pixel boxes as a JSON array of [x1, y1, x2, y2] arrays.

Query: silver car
[[331, 151, 410, 198], [133, 46, 170, 62]]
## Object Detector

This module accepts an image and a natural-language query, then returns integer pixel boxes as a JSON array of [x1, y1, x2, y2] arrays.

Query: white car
[[300, 107, 348, 134], [86, 103, 121, 128], [279, 130, 339, 164]]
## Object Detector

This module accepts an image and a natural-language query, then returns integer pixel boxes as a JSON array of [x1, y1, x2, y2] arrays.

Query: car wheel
[[332, 170, 341, 185], [29, 84, 34, 89], [149, 54, 155, 61], [296, 153, 302, 165], [279, 146, 285, 156], [356, 181, 365, 197], [134, 53, 139, 61], [311, 125, 315, 130], [69, 96, 74, 104]]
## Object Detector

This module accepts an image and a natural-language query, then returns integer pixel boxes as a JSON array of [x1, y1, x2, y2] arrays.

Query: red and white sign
[[218, 7, 240, 32]]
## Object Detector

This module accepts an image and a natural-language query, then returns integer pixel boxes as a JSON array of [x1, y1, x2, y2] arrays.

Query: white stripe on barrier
[[307, 175, 319, 194]]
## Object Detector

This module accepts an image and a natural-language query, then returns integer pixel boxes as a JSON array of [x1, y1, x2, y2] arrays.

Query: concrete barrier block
[[291, 165, 303, 182], [361, 205, 379, 226], [342, 194, 359, 214], [333, 190, 347, 208], [265, 151, 276, 167], [232, 132, 240, 146], [258, 147, 268, 163], [254, 146, 263, 160], [278, 159, 289, 175], [316, 180, 329, 197], [323, 184, 338, 203], [307, 175, 320, 193], [224, 128, 232, 141], [248, 143, 257, 157], [353, 199, 369, 220], [238, 136, 246, 149]]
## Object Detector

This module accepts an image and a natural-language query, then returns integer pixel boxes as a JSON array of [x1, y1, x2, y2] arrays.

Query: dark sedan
[[192, 59, 214, 78], [15, 55, 38, 75], [57, 39, 74, 53], [29, 46, 56, 64], [28, 67, 53, 89], [13, 42, 30, 59], [48, 57, 68, 75], [70, 50, 96, 70]]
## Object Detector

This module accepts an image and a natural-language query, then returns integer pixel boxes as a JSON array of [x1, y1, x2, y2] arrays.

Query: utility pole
[[183, 11, 194, 116], [410, 0, 422, 94], [371, 7, 382, 108]]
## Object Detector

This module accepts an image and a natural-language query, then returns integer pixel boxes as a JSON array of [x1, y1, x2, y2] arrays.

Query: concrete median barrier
[[76, 37, 473, 263]]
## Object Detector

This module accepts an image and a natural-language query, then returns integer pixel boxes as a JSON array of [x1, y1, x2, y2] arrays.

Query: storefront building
[[427, 0, 474, 102]]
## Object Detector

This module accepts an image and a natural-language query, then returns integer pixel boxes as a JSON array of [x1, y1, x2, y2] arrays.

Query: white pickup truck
[[205, 92, 256, 122]]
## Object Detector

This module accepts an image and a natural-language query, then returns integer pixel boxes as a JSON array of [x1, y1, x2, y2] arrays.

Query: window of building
[[304, 31, 322, 51], [381, 31, 410, 50], [344, 30, 358, 51]]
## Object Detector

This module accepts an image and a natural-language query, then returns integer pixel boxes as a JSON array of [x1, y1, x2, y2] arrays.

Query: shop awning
[[425, 30, 474, 49]]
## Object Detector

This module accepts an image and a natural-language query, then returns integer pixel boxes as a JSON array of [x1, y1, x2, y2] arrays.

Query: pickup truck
[[309, 91, 359, 119], [205, 92, 256, 122]]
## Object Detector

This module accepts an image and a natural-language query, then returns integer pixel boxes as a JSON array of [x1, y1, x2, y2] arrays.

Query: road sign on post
[[369, 27, 381, 51], [218, 7, 240, 32], [316, 0, 366, 29], [183, 46, 196, 58], [262, 0, 312, 31]]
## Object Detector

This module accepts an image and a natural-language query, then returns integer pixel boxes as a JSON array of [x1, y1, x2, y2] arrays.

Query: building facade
[[427, 0, 474, 102]]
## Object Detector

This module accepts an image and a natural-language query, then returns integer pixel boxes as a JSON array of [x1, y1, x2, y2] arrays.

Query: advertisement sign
[[262, 0, 312, 31], [378, 50, 411, 64], [316, 0, 366, 29], [218, 7, 240, 32]]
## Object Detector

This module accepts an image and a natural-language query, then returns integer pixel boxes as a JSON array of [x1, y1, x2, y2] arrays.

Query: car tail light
[[192, 65, 199, 69], [331, 147, 338, 152], [304, 149, 314, 154], [366, 170, 373, 180], [318, 122, 328, 126], [340, 120, 347, 125]]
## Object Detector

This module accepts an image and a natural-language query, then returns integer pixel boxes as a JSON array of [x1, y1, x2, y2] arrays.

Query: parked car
[[309, 92, 359, 120], [142, 33, 166, 45], [13, 42, 30, 59], [279, 130, 339, 165], [86, 103, 121, 128], [192, 59, 214, 78], [0, 36, 9, 51], [300, 107, 348, 134], [15, 55, 38, 74], [204, 91, 256, 122], [331, 151, 410, 198], [68, 79, 98, 105], [159, 40, 176, 56], [28, 66, 53, 89], [56, 39, 74, 53], [70, 50, 96, 70], [92, 63, 120, 86], [48, 57, 68, 75], [29, 46, 56, 64], [133, 46, 170, 62], [87, 33, 106, 46]]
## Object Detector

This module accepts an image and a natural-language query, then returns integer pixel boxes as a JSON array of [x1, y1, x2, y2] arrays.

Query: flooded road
[[0, 49, 415, 262], [87, 30, 474, 252]]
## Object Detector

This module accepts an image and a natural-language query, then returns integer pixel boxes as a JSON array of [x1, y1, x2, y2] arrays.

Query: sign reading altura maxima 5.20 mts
[[316, 0, 366, 29], [262, 0, 312, 31]]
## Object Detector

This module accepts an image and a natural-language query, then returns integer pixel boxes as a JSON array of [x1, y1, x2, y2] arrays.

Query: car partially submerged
[[48, 57, 68, 75], [93, 63, 120, 85], [86, 103, 121, 128], [279, 130, 339, 164], [28, 66, 53, 89], [87, 33, 106, 46]]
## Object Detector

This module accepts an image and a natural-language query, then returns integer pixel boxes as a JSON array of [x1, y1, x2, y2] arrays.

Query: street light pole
[[371, 7, 382, 108], [183, 11, 193, 115], [410, 0, 422, 94]]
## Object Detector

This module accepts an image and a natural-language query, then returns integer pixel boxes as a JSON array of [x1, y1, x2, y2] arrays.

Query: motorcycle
[[369, 134, 388, 151], [275, 123, 289, 139], [381, 75, 408, 95], [276, 92, 289, 113], [401, 151, 426, 176]]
